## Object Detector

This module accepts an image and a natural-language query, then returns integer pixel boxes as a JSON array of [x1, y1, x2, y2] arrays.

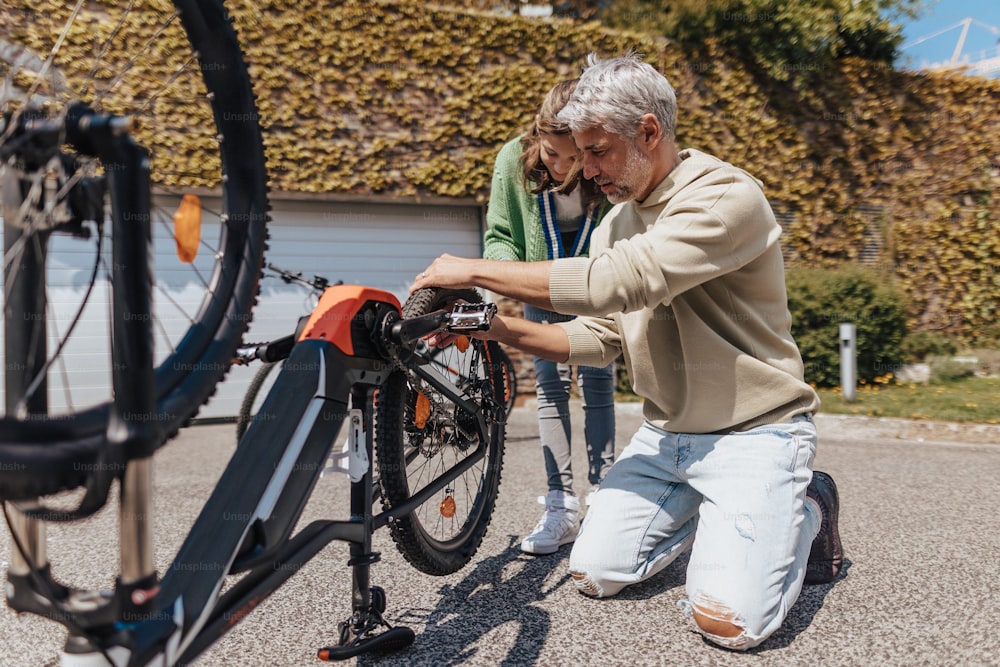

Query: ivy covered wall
[[13, 0, 999, 340], [226, 1, 1000, 340]]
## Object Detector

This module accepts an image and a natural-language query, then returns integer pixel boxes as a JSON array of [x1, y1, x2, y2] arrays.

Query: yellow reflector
[[440, 496, 456, 518], [455, 335, 469, 353], [173, 193, 202, 263], [414, 391, 430, 429]]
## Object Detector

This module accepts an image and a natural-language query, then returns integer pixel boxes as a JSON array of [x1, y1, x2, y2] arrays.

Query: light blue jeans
[[523, 304, 615, 493], [568, 415, 820, 650]]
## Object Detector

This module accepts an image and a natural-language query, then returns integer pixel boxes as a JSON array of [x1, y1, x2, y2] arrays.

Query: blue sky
[[896, 0, 1000, 74]]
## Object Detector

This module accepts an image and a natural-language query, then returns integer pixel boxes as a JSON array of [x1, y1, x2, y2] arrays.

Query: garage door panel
[[204, 200, 484, 418], [2, 199, 482, 420]]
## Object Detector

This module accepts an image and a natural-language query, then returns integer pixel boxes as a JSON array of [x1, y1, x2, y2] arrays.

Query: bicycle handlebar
[[266, 263, 334, 293]]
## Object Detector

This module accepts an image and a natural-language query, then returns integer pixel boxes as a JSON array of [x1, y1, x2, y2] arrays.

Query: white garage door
[[0, 195, 483, 421], [203, 197, 485, 419]]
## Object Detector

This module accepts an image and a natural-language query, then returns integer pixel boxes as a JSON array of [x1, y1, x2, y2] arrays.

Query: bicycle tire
[[0, 0, 268, 500], [375, 288, 506, 575], [497, 346, 517, 415], [236, 361, 279, 443]]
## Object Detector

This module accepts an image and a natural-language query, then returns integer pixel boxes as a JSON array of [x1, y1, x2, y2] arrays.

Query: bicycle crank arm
[[387, 310, 449, 344], [384, 301, 498, 346]]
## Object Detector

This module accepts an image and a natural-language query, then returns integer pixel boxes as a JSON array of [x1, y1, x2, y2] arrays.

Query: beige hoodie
[[549, 148, 819, 434]]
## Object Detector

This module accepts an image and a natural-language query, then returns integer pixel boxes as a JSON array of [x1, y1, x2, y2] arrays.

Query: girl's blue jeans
[[523, 304, 616, 493]]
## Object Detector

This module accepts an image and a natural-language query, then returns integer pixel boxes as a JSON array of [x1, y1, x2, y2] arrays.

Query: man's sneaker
[[520, 490, 580, 555], [805, 470, 843, 585]]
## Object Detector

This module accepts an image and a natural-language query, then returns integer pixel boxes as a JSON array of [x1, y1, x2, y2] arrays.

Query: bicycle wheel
[[375, 288, 506, 575], [425, 340, 516, 415], [497, 346, 517, 415], [236, 361, 280, 443], [0, 0, 268, 499]]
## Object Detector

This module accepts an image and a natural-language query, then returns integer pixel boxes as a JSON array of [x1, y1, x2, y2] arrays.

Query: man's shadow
[[363, 539, 849, 663]]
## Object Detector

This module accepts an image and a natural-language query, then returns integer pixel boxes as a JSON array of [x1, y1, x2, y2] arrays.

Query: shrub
[[927, 355, 977, 383], [972, 324, 1000, 349], [786, 266, 908, 388], [900, 330, 958, 362], [615, 361, 635, 398]]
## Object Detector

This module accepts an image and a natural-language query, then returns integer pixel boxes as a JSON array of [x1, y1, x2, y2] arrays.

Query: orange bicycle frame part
[[298, 285, 402, 356]]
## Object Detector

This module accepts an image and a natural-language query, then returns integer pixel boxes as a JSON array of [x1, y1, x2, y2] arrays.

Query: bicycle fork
[[3, 109, 161, 645]]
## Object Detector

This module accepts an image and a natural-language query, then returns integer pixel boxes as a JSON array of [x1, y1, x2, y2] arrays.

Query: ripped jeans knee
[[569, 569, 605, 598], [677, 594, 758, 651]]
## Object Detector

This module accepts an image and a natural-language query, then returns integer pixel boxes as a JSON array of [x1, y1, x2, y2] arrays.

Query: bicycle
[[234, 266, 518, 443], [234, 263, 340, 443], [420, 332, 518, 420], [0, 2, 507, 664]]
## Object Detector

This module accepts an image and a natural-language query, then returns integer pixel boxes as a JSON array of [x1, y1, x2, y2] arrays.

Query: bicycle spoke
[[78, 0, 136, 99], [92, 11, 183, 109], [12, 1, 84, 109], [1, 0, 267, 432], [376, 289, 506, 574]]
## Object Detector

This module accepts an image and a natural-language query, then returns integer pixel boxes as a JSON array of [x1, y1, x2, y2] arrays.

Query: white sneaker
[[520, 490, 581, 555], [585, 484, 600, 507]]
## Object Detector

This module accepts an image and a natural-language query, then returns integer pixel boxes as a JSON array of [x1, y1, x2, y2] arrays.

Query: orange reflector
[[173, 193, 202, 263], [440, 495, 456, 518], [455, 336, 469, 353], [414, 391, 430, 429]]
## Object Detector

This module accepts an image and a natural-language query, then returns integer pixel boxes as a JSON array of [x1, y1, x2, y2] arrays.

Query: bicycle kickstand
[[317, 387, 415, 662]]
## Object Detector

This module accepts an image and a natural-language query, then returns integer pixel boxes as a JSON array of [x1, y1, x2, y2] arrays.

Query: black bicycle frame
[[3, 105, 497, 665], [55, 292, 497, 665]]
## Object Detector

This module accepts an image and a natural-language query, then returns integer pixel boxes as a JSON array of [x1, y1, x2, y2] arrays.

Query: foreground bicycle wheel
[[0, 0, 269, 500], [375, 288, 506, 575]]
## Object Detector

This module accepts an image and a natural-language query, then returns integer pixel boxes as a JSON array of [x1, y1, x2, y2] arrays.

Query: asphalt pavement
[[1, 400, 999, 666]]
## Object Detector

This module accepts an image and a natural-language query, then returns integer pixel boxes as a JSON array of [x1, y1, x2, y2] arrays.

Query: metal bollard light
[[840, 323, 857, 402]]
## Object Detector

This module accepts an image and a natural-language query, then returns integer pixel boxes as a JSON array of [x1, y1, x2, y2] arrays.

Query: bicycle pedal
[[317, 626, 415, 661]]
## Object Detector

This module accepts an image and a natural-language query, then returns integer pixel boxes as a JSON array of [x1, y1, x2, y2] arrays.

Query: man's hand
[[411, 253, 478, 294], [412, 254, 557, 312]]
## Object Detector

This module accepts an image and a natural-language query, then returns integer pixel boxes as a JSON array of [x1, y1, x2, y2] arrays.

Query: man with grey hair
[[412, 51, 842, 650]]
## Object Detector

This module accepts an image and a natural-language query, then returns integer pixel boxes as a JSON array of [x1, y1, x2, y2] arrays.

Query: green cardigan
[[483, 138, 611, 262]]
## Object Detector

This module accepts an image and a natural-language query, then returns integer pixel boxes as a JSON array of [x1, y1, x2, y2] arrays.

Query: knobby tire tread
[[375, 288, 505, 575]]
